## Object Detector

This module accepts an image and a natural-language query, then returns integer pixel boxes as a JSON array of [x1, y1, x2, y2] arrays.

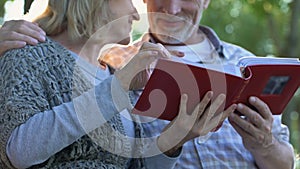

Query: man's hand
[[228, 96, 274, 155], [0, 20, 46, 55], [228, 96, 294, 169]]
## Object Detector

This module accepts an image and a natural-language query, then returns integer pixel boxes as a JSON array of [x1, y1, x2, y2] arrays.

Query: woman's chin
[[118, 37, 131, 45]]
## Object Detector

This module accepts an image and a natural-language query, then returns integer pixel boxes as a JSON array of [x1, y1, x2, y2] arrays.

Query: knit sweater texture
[[0, 38, 139, 168]]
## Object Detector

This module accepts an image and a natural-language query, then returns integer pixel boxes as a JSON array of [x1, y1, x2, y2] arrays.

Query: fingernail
[[182, 93, 188, 101], [40, 35, 46, 41], [231, 104, 237, 110], [237, 103, 243, 110], [41, 30, 46, 36], [249, 96, 256, 103], [207, 91, 213, 99], [32, 39, 39, 44], [17, 41, 27, 47], [219, 94, 226, 100]]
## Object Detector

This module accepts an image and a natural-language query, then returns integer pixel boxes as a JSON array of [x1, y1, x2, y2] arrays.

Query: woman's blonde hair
[[35, 0, 112, 40]]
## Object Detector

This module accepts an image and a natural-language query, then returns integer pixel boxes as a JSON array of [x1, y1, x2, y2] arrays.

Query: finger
[[140, 42, 164, 53], [137, 50, 159, 69], [2, 20, 46, 43], [228, 112, 260, 137], [229, 116, 257, 142], [29, 22, 46, 35], [188, 92, 213, 135], [17, 24, 46, 43], [193, 91, 213, 118], [221, 104, 237, 121], [139, 42, 172, 60], [230, 113, 273, 146], [212, 104, 237, 131], [0, 41, 26, 55], [197, 93, 223, 131], [177, 94, 188, 118], [133, 41, 144, 47], [156, 43, 172, 59], [122, 50, 156, 73], [1, 31, 39, 45], [248, 96, 272, 121], [236, 103, 265, 129], [139, 47, 170, 60], [202, 93, 226, 122], [142, 42, 171, 59], [5, 20, 46, 36]]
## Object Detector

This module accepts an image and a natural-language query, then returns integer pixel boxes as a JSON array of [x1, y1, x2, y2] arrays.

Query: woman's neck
[[50, 31, 85, 54], [50, 31, 105, 67]]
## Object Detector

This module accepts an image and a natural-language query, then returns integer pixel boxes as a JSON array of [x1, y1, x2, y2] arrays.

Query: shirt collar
[[143, 25, 229, 60]]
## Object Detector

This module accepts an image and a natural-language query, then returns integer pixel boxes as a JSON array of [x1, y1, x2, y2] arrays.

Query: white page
[[237, 56, 300, 67]]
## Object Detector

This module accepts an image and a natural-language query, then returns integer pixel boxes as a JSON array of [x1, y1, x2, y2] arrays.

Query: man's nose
[[162, 0, 181, 15]]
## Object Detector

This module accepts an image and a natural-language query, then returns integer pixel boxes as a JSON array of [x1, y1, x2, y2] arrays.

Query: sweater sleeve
[[5, 75, 131, 169], [143, 136, 181, 169]]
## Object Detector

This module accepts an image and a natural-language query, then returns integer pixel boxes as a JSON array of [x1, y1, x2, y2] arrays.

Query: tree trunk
[[24, 0, 34, 14], [0, 0, 6, 18], [281, 0, 300, 57]]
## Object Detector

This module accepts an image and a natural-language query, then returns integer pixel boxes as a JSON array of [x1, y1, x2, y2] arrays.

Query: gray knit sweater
[[0, 38, 140, 168]]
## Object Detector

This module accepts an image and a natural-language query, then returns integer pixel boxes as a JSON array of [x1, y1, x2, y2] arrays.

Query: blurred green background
[[1, 0, 299, 167], [201, 2, 300, 168]]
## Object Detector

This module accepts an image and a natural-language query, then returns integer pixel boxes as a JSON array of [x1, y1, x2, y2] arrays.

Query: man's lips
[[157, 18, 184, 27]]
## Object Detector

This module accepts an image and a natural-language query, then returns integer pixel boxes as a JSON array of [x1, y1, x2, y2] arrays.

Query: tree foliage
[[0, 0, 9, 17], [0, 0, 33, 19], [201, 0, 300, 161], [202, 0, 299, 57]]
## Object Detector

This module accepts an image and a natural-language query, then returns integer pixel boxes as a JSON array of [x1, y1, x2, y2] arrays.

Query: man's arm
[[228, 96, 294, 169], [0, 20, 46, 55]]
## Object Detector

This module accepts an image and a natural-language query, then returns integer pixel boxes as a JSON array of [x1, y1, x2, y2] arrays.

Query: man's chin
[[156, 34, 185, 45]]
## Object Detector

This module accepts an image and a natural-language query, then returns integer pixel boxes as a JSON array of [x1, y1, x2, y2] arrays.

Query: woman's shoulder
[[0, 37, 75, 68], [4, 37, 70, 57]]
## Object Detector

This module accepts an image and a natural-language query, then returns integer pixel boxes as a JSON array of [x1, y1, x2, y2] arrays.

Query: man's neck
[[149, 28, 205, 46]]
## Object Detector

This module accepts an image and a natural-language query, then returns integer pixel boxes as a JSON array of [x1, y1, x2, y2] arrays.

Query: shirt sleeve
[[6, 76, 132, 169], [271, 115, 291, 143]]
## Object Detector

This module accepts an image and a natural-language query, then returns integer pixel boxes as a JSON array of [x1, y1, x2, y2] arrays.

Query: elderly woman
[[0, 0, 235, 168]]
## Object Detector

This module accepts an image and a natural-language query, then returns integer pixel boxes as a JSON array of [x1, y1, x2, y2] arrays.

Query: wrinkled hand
[[228, 96, 274, 155], [0, 20, 46, 55], [125, 42, 184, 90], [114, 42, 172, 91], [157, 92, 237, 155]]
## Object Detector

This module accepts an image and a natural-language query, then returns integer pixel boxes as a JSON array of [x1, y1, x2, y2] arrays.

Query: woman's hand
[[157, 92, 237, 156], [114, 42, 172, 91]]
